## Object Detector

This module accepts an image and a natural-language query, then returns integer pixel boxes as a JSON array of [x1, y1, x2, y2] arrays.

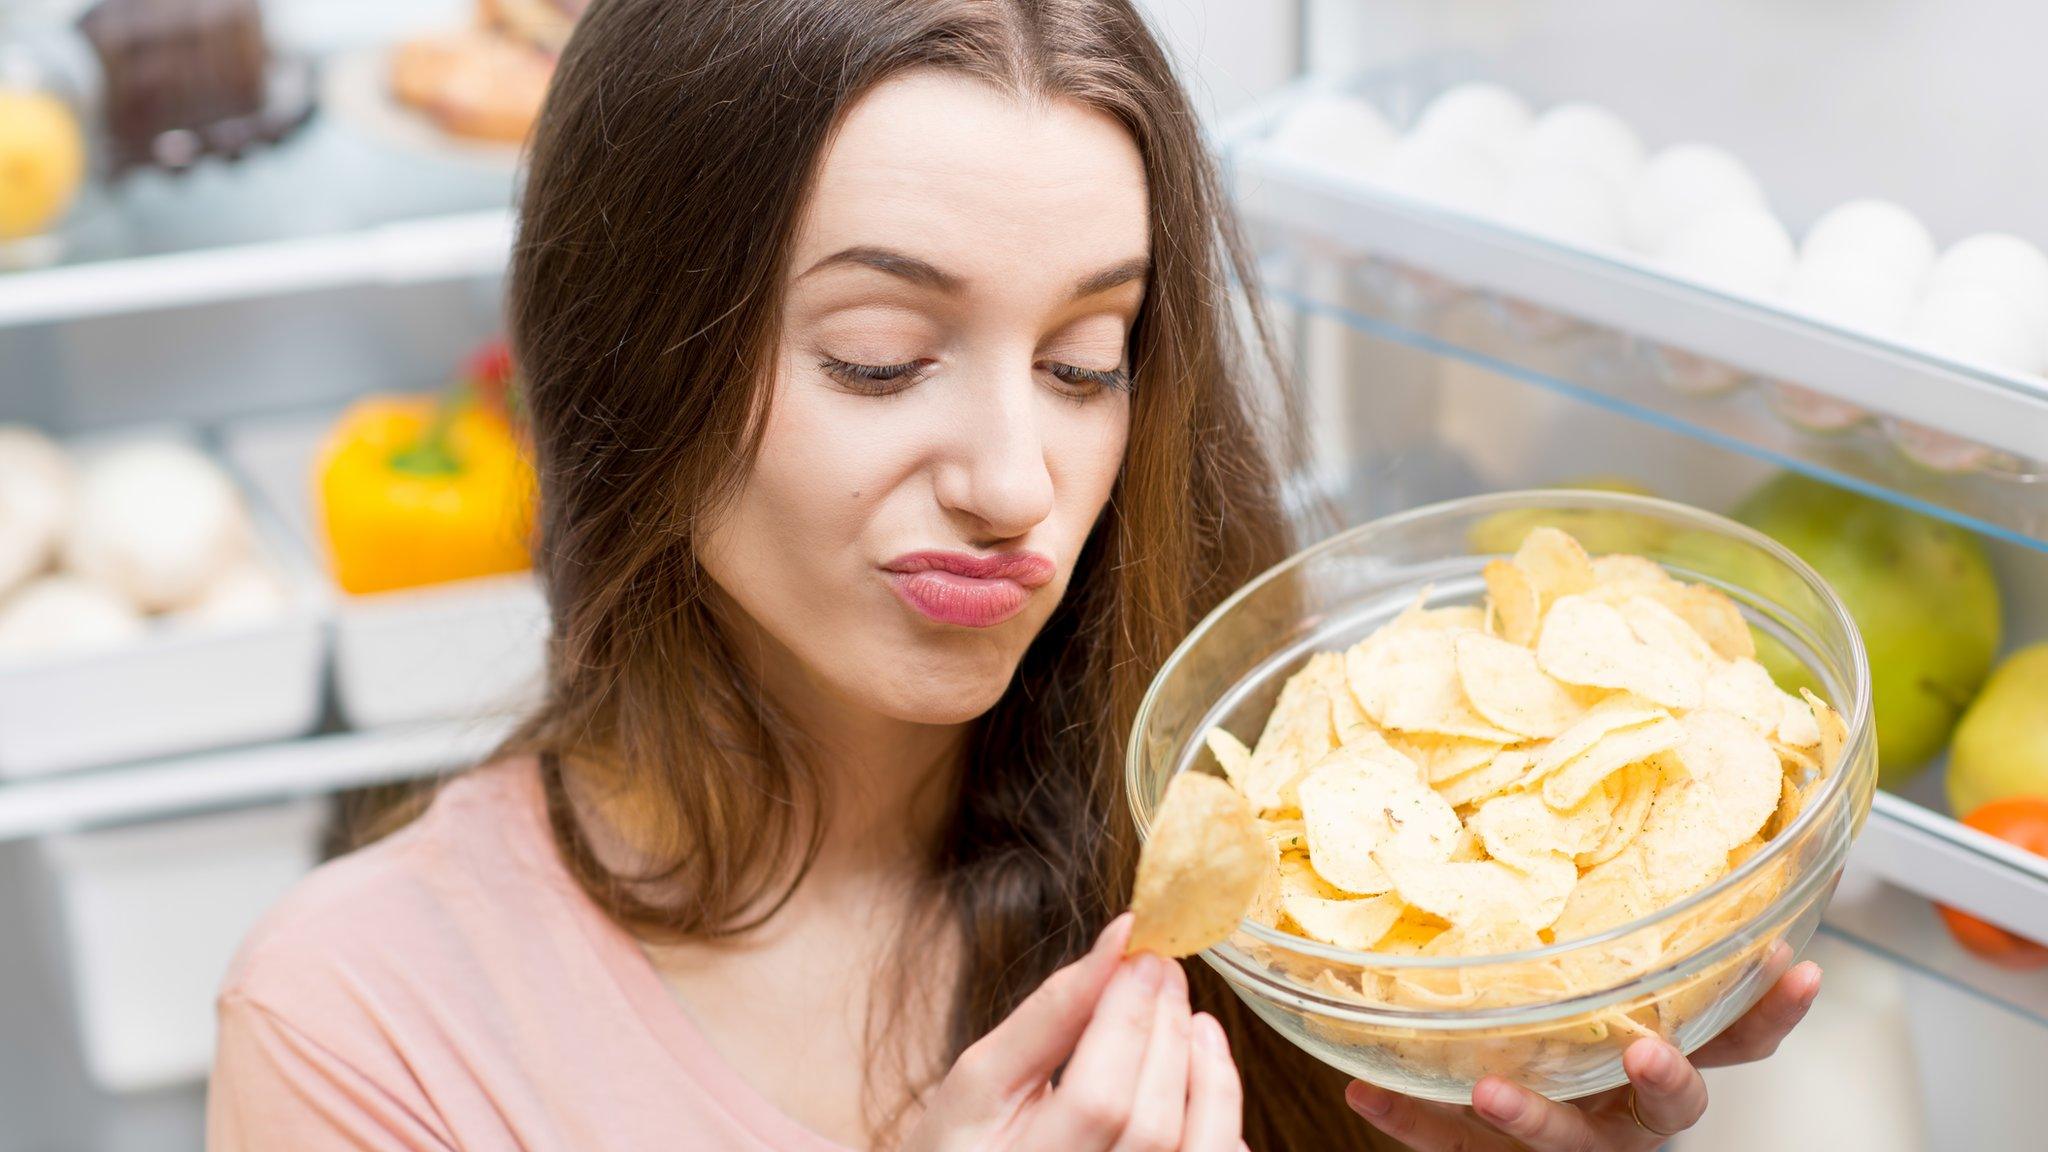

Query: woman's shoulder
[[219, 756, 554, 1014]]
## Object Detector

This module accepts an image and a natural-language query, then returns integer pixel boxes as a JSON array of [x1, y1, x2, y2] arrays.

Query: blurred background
[[1, 1, 2045, 1147]]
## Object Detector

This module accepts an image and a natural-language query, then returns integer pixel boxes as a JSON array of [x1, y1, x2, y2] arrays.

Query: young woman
[[208, 2, 1821, 1148]]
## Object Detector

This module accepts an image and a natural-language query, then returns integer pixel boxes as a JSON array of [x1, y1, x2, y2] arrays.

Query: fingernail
[[1476, 1079, 1527, 1122], [1194, 1013, 1226, 1055], [1650, 1041, 1686, 1088], [1132, 952, 1165, 990], [1097, 913, 1133, 953], [1346, 1080, 1392, 1118], [1799, 965, 1824, 1008]]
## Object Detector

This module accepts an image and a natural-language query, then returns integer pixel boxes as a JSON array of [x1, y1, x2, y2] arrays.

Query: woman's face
[[698, 71, 1148, 727]]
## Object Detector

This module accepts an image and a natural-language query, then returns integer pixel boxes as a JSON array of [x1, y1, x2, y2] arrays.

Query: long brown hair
[[499, 0, 1371, 1145]]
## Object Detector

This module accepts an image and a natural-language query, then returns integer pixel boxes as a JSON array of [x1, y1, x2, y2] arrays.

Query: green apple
[[1947, 644, 2048, 816], [1735, 474, 2000, 786]]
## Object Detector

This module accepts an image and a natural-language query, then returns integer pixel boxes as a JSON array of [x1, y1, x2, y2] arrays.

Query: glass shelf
[[0, 51, 517, 328], [1226, 71, 2048, 552]]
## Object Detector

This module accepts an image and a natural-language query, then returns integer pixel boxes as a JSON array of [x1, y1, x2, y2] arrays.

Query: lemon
[[0, 89, 87, 240]]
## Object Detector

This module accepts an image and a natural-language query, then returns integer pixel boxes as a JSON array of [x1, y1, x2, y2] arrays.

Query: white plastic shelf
[[0, 718, 512, 842], [1225, 81, 2048, 463], [0, 209, 511, 329]]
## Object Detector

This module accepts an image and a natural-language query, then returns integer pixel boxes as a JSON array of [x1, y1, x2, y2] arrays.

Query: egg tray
[[1222, 68, 2048, 488]]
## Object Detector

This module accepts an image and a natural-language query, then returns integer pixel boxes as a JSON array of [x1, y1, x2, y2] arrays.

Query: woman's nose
[[933, 371, 1056, 540]]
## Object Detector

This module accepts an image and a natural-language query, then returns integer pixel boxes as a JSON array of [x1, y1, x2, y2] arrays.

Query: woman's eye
[[819, 356, 931, 395], [1044, 362, 1133, 397]]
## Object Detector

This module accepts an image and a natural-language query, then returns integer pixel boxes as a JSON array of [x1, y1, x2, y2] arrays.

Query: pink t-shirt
[[207, 757, 855, 1152]]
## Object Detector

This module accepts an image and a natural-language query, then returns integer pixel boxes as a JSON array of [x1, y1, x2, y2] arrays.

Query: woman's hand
[[904, 913, 1245, 1152], [1345, 944, 1823, 1151]]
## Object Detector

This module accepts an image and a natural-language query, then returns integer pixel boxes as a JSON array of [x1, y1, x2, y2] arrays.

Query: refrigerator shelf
[[0, 717, 508, 843], [0, 209, 511, 330], [1225, 79, 2048, 545]]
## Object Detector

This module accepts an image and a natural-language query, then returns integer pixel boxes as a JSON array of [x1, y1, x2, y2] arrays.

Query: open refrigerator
[[0, 0, 2043, 1148]]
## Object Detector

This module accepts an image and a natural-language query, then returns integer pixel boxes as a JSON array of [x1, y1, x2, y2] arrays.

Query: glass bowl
[[1127, 490, 1876, 1103]]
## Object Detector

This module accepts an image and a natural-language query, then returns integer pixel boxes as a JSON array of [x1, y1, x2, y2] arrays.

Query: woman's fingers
[[1471, 1076, 1611, 1151], [1111, 959, 1192, 1151], [1691, 960, 1822, 1068], [1180, 1013, 1243, 1152], [1617, 1037, 1710, 1137], [951, 914, 1134, 1104], [1346, 1080, 1512, 1151], [1030, 950, 1168, 1147]]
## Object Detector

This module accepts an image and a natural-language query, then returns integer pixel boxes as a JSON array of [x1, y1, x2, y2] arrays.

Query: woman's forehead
[[791, 70, 1150, 294]]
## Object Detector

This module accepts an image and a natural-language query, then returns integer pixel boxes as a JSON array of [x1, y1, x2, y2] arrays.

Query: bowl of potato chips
[[1125, 490, 1876, 1103]]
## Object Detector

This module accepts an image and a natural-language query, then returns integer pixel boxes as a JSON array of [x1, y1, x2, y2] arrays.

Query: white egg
[[62, 441, 251, 613], [1785, 255, 1921, 334], [1508, 102, 1645, 189], [1410, 82, 1533, 152], [1622, 144, 1767, 254], [0, 425, 73, 600], [0, 574, 145, 660], [1369, 133, 1509, 217], [1493, 157, 1625, 248], [1268, 93, 1399, 178], [1655, 203, 1795, 297], [179, 559, 289, 626], [1907, 283, 2048, 374], [1800, 200, 1935, 281], [1928, 233, 2048, 334]]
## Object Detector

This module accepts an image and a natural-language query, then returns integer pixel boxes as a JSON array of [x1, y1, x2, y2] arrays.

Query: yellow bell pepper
[[315, 391, 536, 595]]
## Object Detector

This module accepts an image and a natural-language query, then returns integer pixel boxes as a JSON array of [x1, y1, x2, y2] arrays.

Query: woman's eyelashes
[[817, 355, 1132, 398]]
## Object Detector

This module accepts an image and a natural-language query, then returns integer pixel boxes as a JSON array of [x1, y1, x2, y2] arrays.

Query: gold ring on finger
[[1627, 1086, 1682, 1139]]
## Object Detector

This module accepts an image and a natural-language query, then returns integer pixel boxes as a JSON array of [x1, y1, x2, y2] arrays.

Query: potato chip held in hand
[[1129, 771, 1269, 957]]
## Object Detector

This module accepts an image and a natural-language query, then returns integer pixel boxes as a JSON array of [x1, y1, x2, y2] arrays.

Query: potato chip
[[1801, 688, 1847, 772], [1551, 853, 1654, 941], [1383, 853, 1578, 934], [1204, 727, 1253, 791], [1591, 554, 1671, 587], [1514, 526, 1597, 603], [1727, 835, 1768, 869], [1470, 790, 1609, 870], [1539, 714, 1686, 809], [1672, 583, 1755, 662], [1347, 628, 1521, 742], [1376, 913, 1449, 956], [1245, 861, 1284, 928], [1484, 559, 1542, 646], [1702, 658, 1784, 737], [1431, 748, 1530, 809], [1385, 731, 1500, 784], [1538, 596, 1703, 709], [1578, 762, 1658, 868], [1283, 885, 1405, 950], [1260, 816, 1307, 855], [1456, 631, 1594, 738], [1329, 681, 1377, 745], [1633, 780, 1729, 906], [1618, 594, 1719, 672], [1243, 653, 1342, 812], [1670, 709, 1781, 851], [1385, 591, 1489, 635], [1332, 728, 1428, 781], [1300, 748, 1463, 895], [1779, 688, 1822, 749], [1130, 772, 1270, 957]]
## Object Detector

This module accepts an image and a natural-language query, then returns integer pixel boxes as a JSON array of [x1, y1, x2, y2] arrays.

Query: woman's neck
[[753, 636, 968, 878]]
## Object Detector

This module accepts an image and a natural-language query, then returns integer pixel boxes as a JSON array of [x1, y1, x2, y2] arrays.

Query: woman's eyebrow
[[801, 246, 961, 291], [798, 247, 1149, 298], [1072, 256, 1149, 298]]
